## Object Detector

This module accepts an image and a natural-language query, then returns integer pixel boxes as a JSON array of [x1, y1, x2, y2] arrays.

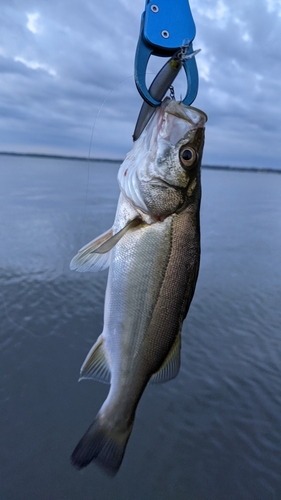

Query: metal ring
[[150, 4, 159, 13], [161, 30, 170, 39]]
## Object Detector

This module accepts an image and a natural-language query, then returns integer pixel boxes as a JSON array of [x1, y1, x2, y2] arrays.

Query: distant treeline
[[0, 152, 280, 174]]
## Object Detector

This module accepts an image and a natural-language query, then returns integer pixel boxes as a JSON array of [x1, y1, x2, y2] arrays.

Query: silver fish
[[70, 98, 207, 475]]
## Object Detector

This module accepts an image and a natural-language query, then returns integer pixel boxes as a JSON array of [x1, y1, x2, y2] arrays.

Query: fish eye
[[179, 146, 197, 168]]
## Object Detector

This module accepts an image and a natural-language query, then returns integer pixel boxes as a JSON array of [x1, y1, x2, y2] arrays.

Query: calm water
[[0, 155, 281, 500]]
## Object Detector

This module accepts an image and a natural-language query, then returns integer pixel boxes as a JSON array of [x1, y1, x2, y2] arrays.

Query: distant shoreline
[[0, 151, 280, 174], [0, 151, 122, 164]]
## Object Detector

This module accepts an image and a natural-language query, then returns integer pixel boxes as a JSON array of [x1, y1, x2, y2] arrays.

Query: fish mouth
[[165, 102, 208, 129], [148, 178, 185, 191]]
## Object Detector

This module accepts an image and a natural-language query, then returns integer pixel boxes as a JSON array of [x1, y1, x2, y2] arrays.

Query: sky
[[1, 0, 281, 168]]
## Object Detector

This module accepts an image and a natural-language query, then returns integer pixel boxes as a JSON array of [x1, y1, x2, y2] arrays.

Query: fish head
[[118, 99, 207, 220]]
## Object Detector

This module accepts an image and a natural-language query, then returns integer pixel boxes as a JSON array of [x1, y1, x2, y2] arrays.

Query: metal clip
[[134, 0, 199, 107]]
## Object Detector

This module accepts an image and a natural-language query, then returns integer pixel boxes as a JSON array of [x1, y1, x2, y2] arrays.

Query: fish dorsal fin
[[79, 334, 111, 384], [70, 217, 142, 272], [150, 332, 181, 384]]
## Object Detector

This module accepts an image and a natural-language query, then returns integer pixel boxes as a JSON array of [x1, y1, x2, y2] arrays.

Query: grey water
[[0, 154, 280, 500]]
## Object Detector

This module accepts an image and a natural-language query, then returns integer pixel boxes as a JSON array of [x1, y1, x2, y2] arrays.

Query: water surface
[[0, 155, 280, 499]]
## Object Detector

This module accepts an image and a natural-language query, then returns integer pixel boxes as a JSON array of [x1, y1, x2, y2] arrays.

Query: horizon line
[[0, 151, 280, 174]]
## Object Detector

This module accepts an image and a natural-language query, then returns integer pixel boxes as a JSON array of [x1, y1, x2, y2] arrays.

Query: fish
[[70, 98, 207, 476]]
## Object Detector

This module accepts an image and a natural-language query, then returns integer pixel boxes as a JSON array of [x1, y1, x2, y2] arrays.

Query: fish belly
[[103, 194, 200, 406]]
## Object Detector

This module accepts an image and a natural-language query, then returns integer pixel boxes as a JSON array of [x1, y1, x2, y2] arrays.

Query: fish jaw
[[137, 126, 205, 219], [118, 99, 207, 219]]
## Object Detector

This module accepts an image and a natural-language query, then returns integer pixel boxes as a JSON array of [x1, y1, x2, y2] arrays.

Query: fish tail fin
[[71, 416, 133, 476]]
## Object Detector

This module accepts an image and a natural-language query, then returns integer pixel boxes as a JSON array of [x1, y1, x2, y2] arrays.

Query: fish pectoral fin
[[93, 217, 143, 254], [150, 333, 181, 384], [79, 334, 111, 384], [70, 227, 114, 272], [70, 217, 142, 272]]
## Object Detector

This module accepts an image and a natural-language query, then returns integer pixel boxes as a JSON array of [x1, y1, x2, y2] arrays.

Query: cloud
[[14, 56, 56, 76], [26, 12, 42, 34], [0, 0, 280, 168]]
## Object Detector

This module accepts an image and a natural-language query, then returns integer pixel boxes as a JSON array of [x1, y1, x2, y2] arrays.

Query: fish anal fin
[[150, 333, 181, 384], [80, 334, 111, 384]]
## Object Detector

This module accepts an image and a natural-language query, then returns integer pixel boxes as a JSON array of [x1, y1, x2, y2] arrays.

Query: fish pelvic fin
[[70, 217, 142, 272], [79, 334, 111, 384], [150, 332, 181, 384], [71, 416, 133, 476]]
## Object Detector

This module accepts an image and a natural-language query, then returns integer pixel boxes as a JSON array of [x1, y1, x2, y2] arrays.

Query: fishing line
[[80, 72, 159, 244], [80, 75, 136, 245], [87, 75, 135, 161]]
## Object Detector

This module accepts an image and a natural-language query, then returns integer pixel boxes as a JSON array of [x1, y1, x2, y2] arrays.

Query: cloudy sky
[[1, 0, 281, 168]]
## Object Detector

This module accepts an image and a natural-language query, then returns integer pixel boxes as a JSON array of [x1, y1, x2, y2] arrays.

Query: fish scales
[[70, 98, 207, 475]]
